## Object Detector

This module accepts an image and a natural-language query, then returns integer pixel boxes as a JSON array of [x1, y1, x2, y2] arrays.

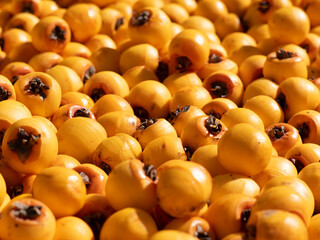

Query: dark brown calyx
[[244, 225, 256, 240], [115, 17, 124, 30], [7, 127, 41, 163], [137, 118, 157, 130], [13, 202, 42, 220], [275, 92, 287, 110], [258, 1, 270, 13], [79, 171, 91, 188], [82, 212, 106, 240], [205, 115, 222, 135], [100, 162, 112, 175], [210, 81, 228, 97], [49, 25, 66, 43], [276, 48, 295, 60], [0, 128, 5, 145], [205, 110, 222, 119], [9, 184, 24, 199], [241, 209, 251, 228], [24, 77, 49, 100], [21, 2, 34, 14], [194, 224, 211, 240], [143, 164, 157, 181], [268, 125, 286, 139], [183, 146, 194, 160], [176, 56, 191, 72], [156, 61, 169, 82], [208, 54, 223, 63], [73, 107, 91, 118], [83, 66, 96, 84], [90, 88, 106, 102], [296, 122, 309, 140], [134, 107, 150, 122], [167, 105, 190, 123], [0, 86, 12, 101], [289, 156, 305, 173], [130, 10, 151, 27]]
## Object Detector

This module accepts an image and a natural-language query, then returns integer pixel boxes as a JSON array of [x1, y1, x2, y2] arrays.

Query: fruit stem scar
[[0, 86, 12, 101], [208, 54, 223, 63], [73, 107, 91, 118], [49, 25, 66, 43], [143, 164, 157, 181], [13, 202, 42, 220], [205, 115, 222, 135], [194, 224, 211, 240], [90, 88, 105, 102], [167, 105, 190, 123], [210, 81, 228, 97], [268, 125, 286, 139], [137, 118, 157, 130], [7, 127, 41, 163], [176, 56, 191, 72], [24, 77, 49, 100], [258, 1, 270, 13], [130, 10, 152, 27]]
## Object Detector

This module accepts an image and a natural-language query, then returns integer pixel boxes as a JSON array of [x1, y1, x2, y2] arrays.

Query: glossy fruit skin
[[0, 173, 7, 206], [100, 207, 158, 240], [308, 214, 320, 240], [85, 34, 116, 53], [202, 98, 238, 120], [32, 166, 87, 218], [51, 154, 81, 169], [239, 54, 266, 88], [53, 216, 94, 240], [193, 0, 228, 22], [0, 197, 56, 240], [161, 3, 189, 24], [0, 75, 16, 101], [57, 117, 107, 163], [221, 32, 256, 56], [14, 71, 62, 118], [63, 3, 102, 43], [0, 61, 34, 84], [105, 159, 157, 211], [28, 52, 63, 72], [156, 160, 212, 218], [268, 6, 310, 45], [122, 65, 159, 89], [218, 123, 273, 176], [5, 12, 39, 34], [204, 193, 256, 239], [245, 209, 308, 240], [99, 7, 124, 38], [168, 29, 210, 73], [30, 16, 71, 53], [1, 117, 58, 174], [61, 41, 92, 59], [128, 7, 172, 50], [60, 91, 94, 109]]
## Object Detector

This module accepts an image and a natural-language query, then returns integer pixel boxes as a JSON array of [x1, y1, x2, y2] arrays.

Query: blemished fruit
[[1, 0, 320, 239]]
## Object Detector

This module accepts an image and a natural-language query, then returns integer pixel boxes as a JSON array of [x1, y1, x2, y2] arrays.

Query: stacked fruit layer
[[0, 0, 320, 239]]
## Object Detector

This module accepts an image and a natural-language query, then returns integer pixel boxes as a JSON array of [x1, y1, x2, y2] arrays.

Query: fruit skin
[[31, 166, 87, 218], [149, 230, 199, 240], [308, 214, 320, 240], [217, 123, 273, 176], [0, 197, 56, 240], [156, 160, 212, 218], [0, 173, 7, 206]]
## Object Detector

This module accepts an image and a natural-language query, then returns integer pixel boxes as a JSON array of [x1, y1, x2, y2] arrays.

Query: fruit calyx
[[210, 81, 228, 98], [276, 48, 295, 60], [205, 115, 222, 135], [24, 77, 49, 100], [73, 107, 91, 118], [268, 125, 286, 139], [258, 1, 270, 13], [49, 25, 66, 43], [167, 105, 190, 123], [90, 88, 105, 102], [79, 171, 91, 188], [13, 202, 42, 220], [131, 10, 152, 27], [137, 118, 157, 130], [176, 56, 191, 72], [296, 122, 309, 140], [208, 54, 223, 64], [143, 164, 157, 181], [0, 86, 12, 101], [194, 224, 211, 240], [7, 127, 41, 163]]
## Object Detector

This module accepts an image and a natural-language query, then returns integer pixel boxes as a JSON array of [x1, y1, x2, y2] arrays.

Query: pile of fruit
[[1, 0, 320, 239]]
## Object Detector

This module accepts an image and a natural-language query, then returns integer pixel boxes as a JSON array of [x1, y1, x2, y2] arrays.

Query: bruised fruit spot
[[208, 54, 223, 63], [194, 224, 211, 240], [83, 66, 96, 84], [275, 92, 287, 110], [115, 17, 124, 30], [205, 115, 222, 135], [13, 202, 42, 220], [134, 107, 150, 122], [73, 107, 91, 118], [176, 56, 191, 72], [82, 212, 106, 240], [276, 48, 295, 60], [167, 105, 190, 123], [0, 86, 12, 101], [289, 156, 305, 173], [210, 81, 228, 98], [90, 88, 106, 102], [21, 2, 34, 14], [49, 26, 66, 43], [258, 1, 270, 13], [137, 118, 157, 130], [130, 10, 152, 27], [143, 164, 157, 181], [268, 125, 286, 139], [156, 61, 169, 82], [7, 127, 41, 163], [24, 77, 49, 100], [296, 122, 309, 140]]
